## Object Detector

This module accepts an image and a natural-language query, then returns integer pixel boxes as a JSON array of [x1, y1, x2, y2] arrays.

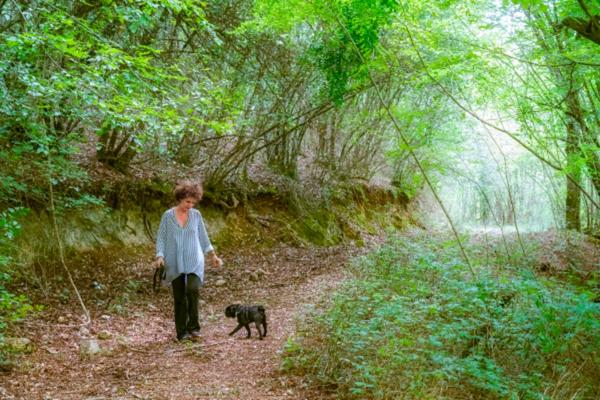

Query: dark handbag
[[153, 265, 166, 293]]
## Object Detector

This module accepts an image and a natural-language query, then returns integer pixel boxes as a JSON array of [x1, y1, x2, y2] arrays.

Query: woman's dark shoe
[[178, 333, 192, 342], [190, 330, 201, 339]]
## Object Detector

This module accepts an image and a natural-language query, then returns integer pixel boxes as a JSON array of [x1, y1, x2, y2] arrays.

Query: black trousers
[[171, 273, 201, 339]]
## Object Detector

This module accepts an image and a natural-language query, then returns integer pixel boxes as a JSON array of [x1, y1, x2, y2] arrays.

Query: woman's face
[[178, 197, 197, 211]]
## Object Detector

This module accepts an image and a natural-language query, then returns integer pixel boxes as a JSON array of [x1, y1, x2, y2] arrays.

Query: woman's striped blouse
[[156, 208, 214, 283]]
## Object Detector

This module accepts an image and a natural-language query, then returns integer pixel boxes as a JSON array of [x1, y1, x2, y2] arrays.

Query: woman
[[155, 181, 223, 341]]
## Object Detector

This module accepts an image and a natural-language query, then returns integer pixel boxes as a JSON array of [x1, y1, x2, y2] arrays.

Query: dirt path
[[1, 238, 380, 400]]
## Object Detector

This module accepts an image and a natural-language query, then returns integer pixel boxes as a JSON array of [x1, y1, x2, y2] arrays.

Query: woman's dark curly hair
[[174, 181, 203, 202]]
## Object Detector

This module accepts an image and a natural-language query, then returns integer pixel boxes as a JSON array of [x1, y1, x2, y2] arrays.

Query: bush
[[0, 208, 34, 353], [284, 233, 600, 399]]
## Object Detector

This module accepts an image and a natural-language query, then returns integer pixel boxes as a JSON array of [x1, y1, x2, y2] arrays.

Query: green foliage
[[0, 0, 220, 199], [252, 0, 399, 102], [284, 233, 600, 399], [312, 0, 400, 102], [0, 208, 34, 356]]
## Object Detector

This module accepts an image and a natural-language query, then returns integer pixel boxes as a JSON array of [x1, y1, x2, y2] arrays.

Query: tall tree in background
[[512, 0, 600, 231]]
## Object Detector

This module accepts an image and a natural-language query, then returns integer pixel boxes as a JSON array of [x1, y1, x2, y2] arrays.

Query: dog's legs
[[262, 320, 267, 337], [255, 321, 263, 340], [229, 324, 244, 336], [244, 324, 251, 338]]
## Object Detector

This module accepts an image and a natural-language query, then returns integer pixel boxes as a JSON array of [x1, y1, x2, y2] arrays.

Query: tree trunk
[[565, 105, 582, 231]]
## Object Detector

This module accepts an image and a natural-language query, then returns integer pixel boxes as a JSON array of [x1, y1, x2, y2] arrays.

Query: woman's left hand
[[213, 256, 223, 268], [208, 252, 223, 268]]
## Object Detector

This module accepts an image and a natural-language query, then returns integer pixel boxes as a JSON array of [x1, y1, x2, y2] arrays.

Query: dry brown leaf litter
[[1, 236, 383, 400]]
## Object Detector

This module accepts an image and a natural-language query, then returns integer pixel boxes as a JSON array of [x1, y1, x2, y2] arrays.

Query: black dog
[[225, 304, 267, 340]]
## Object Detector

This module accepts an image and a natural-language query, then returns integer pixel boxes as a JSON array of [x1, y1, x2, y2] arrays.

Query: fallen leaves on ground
[[1, 235, 383, 400]]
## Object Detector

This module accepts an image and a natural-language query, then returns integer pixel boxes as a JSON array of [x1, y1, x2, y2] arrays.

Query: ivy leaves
[[252, 0, 399, 103]]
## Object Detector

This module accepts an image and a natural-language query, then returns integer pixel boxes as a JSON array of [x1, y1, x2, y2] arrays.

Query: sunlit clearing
[[425, 121, 560, 233]]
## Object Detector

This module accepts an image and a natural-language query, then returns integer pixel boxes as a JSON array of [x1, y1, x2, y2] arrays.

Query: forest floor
[[1, 228, 598, 400], [0, 234, 384, 400]]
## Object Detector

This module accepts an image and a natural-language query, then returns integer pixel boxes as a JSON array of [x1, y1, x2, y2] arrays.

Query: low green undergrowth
[[0, 208, 35, 364], [283, 232, 600, 399]]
